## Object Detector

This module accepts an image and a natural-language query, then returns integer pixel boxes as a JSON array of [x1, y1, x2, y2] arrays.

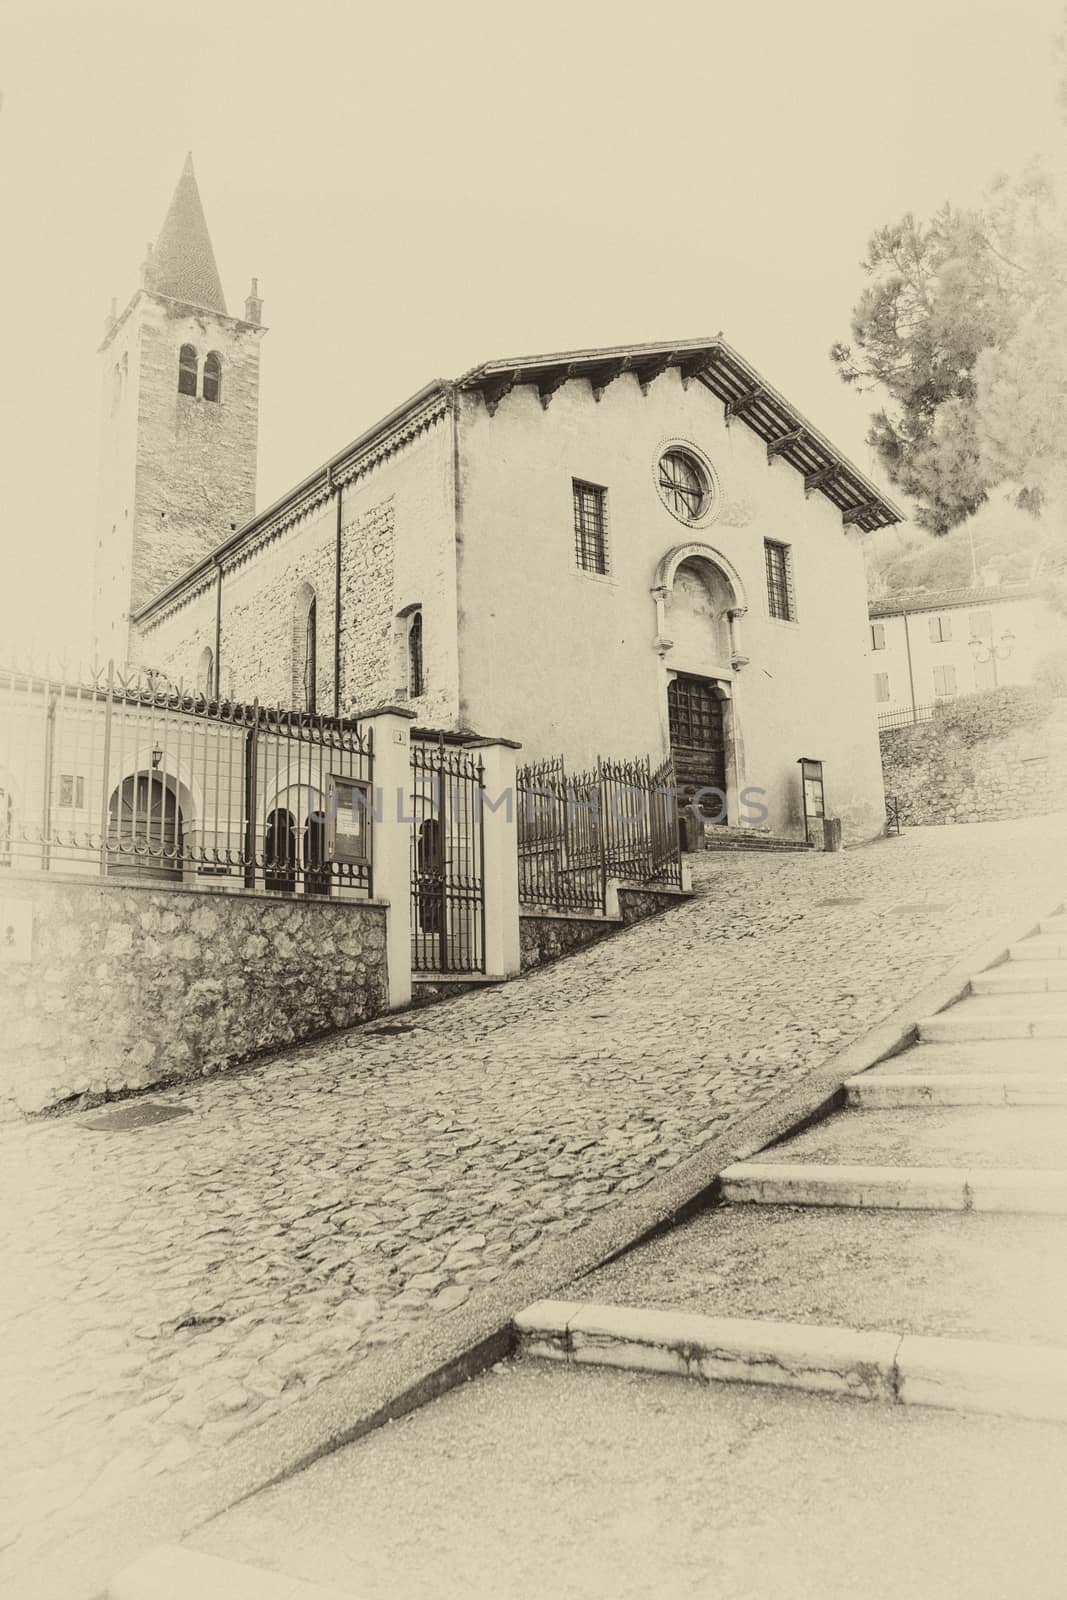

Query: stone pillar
[[358, 707, 416, 1011], [726, 606, 749, 670], [475, 739, 521, 980]]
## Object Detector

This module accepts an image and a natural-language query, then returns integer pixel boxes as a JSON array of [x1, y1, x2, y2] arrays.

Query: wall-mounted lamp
[[151, 745, 163, 770]]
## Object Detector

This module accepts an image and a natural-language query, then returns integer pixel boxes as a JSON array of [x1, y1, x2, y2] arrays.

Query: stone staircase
[[516, 910, 1067, 1422], [699, 824, 813, 853]]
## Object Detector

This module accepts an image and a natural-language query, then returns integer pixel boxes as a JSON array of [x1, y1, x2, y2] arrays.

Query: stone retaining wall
[[880, 700, 1067, 827], [520, 883, 689, 972], [0, 875, 388, 1118]]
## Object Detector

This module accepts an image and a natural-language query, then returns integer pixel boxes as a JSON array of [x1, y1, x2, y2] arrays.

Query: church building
[[95, 159, 903, 843]]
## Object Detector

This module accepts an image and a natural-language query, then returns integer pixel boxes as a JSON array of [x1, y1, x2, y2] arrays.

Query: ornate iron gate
[[409, 736, 486, 974]]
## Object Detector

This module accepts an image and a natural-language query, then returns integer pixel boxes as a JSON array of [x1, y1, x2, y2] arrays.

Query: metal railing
[[877, 701, 938, 732], [516, 751, 684, 914], [0, 657, 373, 896]]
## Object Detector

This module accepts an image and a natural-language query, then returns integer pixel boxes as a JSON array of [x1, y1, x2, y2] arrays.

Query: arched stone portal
[[651, 543, 750, 832], [651, 542, 749, 670]]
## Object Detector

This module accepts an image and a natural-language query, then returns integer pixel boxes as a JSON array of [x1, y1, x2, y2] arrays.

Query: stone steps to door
[[700, 826, 812, 853]]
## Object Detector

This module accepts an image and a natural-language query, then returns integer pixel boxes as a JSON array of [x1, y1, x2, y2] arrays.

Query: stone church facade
[[96, 160, 902, 842]]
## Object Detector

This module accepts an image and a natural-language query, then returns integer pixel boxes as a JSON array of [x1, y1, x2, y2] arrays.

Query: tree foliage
[[833, 165, 1064, 533]]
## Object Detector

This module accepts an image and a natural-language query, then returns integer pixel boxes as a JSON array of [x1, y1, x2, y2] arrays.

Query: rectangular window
[[928, 614, 952, 643], [969, 610, 993, 643], [933, 664, 958, 698], [873, 672, 891, 703], [573, 480, 608, 575], [764, 540, 795, 621], [58, 774, 85, 808], [870, 622, 886, 650]]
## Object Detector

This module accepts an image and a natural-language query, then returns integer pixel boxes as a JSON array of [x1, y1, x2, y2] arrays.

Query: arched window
[[178, 344, 198, 397], [198, 646, 214, 699], [303, 810, 329, 896], [303, 595, 317, 711], [415, 817, 443, 933], [203, 351, 222, 403], [264, 809, 297, 892], [106, 774, 184, 882], [292, 583, 318, 711], [407, 608, 424, 698]]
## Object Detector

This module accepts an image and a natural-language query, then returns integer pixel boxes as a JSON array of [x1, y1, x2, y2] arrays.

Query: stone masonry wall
[[880, 699, 1067, 826], [135, 405, 460, 726], [131, 297, 261, 615], [520, 884, 690, 972], [0, 876, 388, 1118]]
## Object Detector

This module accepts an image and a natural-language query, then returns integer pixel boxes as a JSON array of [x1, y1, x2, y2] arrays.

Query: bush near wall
[[880, 691, 1067, 827], [1035, 647, 1067, 699]]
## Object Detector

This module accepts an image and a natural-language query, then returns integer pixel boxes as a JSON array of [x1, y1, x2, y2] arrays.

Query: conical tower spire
[[144, 153, 228, 315]]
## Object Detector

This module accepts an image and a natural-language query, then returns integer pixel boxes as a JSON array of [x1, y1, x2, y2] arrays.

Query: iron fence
[[0, 657, 373, 896], [409, 735, 486, 974], [516, 751, 683, 914], [877, 701, 938, 732]]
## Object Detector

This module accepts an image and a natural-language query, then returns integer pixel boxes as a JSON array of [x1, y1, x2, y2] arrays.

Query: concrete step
[[760, 1104, 1067, 1170], [514, 1300, 1067, 1422], [919, 993, 1067, 1041], [846, 1073, 1067, 1107], [971, 963, 1067, 996], [574, 1204, 1067, 1349], [1010, 936, 1067, 962], [720, 1162, 1067, 1214], [867, 1039, 1067, 1076]]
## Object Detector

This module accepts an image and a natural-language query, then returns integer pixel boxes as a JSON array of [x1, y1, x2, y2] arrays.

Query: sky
[[1, 0, 1064, 656]]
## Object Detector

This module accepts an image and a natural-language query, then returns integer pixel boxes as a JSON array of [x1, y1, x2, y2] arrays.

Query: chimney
[[140, 240, 154, 288], [244, 276, 263, 324], [980, 563, 1000, 590]]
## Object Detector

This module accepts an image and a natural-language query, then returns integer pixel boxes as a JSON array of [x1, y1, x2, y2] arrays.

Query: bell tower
[[92, 155, 266, 664]]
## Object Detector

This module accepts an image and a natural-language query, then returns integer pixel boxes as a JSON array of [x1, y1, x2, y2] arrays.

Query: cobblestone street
[[2, 817, 1065, 1585]]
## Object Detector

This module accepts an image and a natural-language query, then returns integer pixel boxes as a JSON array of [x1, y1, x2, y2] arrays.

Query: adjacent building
[[868, 583, 1062, 728]]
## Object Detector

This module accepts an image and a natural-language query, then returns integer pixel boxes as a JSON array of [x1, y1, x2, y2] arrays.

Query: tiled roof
[[459, 338, 903, 533], [869, 583, 1038, 618], [144, 153, 227, 315], [135, 337, 904, 622]]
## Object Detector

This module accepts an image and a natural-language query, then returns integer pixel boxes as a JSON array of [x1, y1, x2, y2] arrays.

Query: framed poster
[[326, 773, 371, 864]]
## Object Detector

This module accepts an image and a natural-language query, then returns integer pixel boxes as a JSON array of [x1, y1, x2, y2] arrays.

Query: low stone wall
[[880, 700, 1067, 827], [0, 874, 389, 1118], [520, 883, 690, 972]]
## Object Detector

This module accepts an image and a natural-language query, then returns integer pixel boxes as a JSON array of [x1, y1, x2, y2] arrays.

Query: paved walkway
[[184, 1362, 1067, 1600], [2, 817, 1065, 1582]]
